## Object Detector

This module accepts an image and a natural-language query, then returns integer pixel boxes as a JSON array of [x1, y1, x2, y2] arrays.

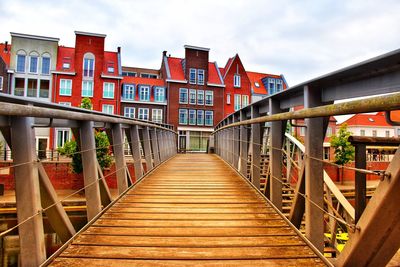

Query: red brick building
[[219, 54, 251, 117], [0, 42, 11, 94], [51, 31, 122, 149], [161, 45, 225, 151], [246, 71, 288, 103]]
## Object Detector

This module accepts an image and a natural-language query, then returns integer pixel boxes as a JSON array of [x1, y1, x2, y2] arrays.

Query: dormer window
[[255, 82, 260, 87], [189, 68, 196, 84], [63, 62, 70, 69], [234, 74, 241, 88], [268, 78, 276, 94], [83, 53, 95, 78], [107, 62, 114, 73], [276, 79, 283, 92]]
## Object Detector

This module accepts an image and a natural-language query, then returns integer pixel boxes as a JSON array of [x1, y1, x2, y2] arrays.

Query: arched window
[[41, 52, 51, 75], [16, 50, 27, 73], [29, 51, 39, 74], [83, 52, 95, 78]]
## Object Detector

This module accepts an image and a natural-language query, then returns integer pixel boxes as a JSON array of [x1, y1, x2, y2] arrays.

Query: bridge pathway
[[49, 154, 327, 266]]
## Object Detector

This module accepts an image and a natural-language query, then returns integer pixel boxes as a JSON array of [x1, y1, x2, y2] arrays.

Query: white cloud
[[0, 0, 399, 85]]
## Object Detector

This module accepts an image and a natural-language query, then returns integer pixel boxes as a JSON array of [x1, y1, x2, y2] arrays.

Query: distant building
[[340, 112, 395, 138], [122, 66, 160, 79], [161, 46, 225, 151], [247, 71, 288, 103]]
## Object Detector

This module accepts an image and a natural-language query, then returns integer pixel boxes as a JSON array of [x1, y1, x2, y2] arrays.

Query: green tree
[[330, 124, 355, 183], [58, 98, 112, 173]]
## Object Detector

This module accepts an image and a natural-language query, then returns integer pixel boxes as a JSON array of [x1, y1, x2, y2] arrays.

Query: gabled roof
[[122, 76, 165, 87], [246, 71, 268, 94], [0, 43, 11, 67], [222, 57, 234, 79], [56, 46, 75, 71], [341, 112, 392, 127], [208, 62, 224, 85]]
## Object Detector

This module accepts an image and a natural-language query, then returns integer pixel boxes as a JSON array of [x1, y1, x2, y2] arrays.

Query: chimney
[[163, 50, 167, 57], [117, 46, 121, 54]]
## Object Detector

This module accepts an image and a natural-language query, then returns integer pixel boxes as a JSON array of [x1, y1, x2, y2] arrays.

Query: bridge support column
[[111, 123, 128, 194], [142, 127, 154, 172], [251, 106, 261, 189], [151, 128, 161, 166], [80, 121, 102, 221], [304, 86, 324, 252], [11, 117, 46, 266], [269, 98, 284, 211], [239, 110, 249, 177], [129, 125, 143, 180]]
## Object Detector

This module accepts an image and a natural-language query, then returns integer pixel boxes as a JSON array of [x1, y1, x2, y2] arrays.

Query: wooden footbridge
[[48, 154, 328, 266]]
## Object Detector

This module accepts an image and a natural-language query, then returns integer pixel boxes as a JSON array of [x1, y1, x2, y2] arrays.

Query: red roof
[[56, 46, 75, 71], [219, 67, 225, 77], [341, 112, 391, 127], [122, 76, 165, 87], [222, 57, 234, 78], [390, 110, 400, 121], [246, 71, 268, 94], [103, 51, 119, 76], [166, 57, 185, 81], [0, 43, 11, 66], [166, 57, 223, 85]]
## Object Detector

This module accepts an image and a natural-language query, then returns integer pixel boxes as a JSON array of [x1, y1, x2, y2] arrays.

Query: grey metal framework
[[213, 48, 400, 266], [0, 95, 177, 267]]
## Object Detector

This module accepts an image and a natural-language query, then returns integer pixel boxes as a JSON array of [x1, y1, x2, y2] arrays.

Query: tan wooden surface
[[49, 154, 327, 266]]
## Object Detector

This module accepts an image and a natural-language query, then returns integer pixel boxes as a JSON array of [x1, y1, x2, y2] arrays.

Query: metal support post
[[233, 114, 240, 169], [129, 125, 143, 180], [142, 127, 153, 172], [80, 121, 102, 221], [239, 110, 248, 177], [354, 143, 367, 223], [251, 106, 261, 189], [158, 130, 165, 162], [304, 86, 324, 252], [111, 123, 128, 194], [11, 117, 46, 266], [150, 128, 160, 166]]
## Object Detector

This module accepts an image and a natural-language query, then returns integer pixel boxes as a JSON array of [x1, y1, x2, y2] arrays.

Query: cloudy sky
[[1, 0, 400, 86]]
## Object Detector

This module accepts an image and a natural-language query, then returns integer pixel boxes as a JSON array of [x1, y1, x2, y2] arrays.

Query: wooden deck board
[[48, 154, 327, 266]]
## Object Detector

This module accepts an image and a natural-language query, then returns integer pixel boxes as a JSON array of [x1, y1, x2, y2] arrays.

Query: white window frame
[[103, 82, 115, 99], [138, 108, 149, 120], [59, 79, 72, 96], [385, 130, 390, 137], [242, 95, 249, 107], [55, 129, 71, 148], [205, 111, 213, 126], [268, 78, 276, 94], [227, 94, 231, 105], [360, 129, 365, 136], [102, 104, 114, 114], [189, 68, 196, 84], [59, 102, 71, 106], [139, 85, 150, 101], [189, 89, 196, 105], [16, 54, 26, 73], [29, 55, 39, 74], [234, 74, 241, 87], [82, 81, 94, 97], [276, 79, 283, 92], [152, 109, 163, 123], [197, 90, 204, 105], [179, 109, 188, 125], [124, 107, 135, 118], [41, 56, 51, 75], [0, 76, 3, 91], [197, 110, 204, 126], [234, 94, 241, 111], [205, 90, 213, 106], [179, 88, 188, 104], [123, 84, 135, 100], [154, 87, 165, 102], [189, 109, 196, 125], [197, 69, 205, 85], [83, 54, 95, 78]]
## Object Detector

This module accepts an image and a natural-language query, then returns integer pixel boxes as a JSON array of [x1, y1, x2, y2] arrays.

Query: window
[[227, 94, 231, 104], [27, 79, 38, 97], [189, 110, 196, 125], [140, 73, 158, 79], [242, 95, 249, 107], [385, 130, 390, 137], [255, 82, 260, 87], [189, 89, 196, 104], [139, 85, 150, 101], [268, 78, 276, 94], [205, 111, 213, 126], [360, 129, 365, 136], [41, 57, 51, 75], [83, 54, 95, 77], [323, 147, 330, 160], [124, 107, 135, 118], [14, 78, 25, 96], [189, 69, 196, 84], [62, 62, 70, 69], [122, 84, 135, 100], [82, 81, 94, 97], [60, 79, 72, 96], [197, 90, 204, 105], [138, 108, 149, 120], [372, 130, 377, 137], [107, 63, 114, 73], [152, 109, 163, 123], [198, 69, 205, 85], [122, 71, 136, 77], [103, 82, 115, 99], [56, 129, 70, 148], [179, 88, 188, 104], [326, 127, 332, 137], [154, 87, 165, 102], [0, 76, 3, 91], [234, 94, 241, 111], [39, 80, 50, 98], [197, 110, 204, 125], [397, 128, 400, 137], [102, 104, 114, 114], [179, 109, 188, 125], [16, 54, 26, 72], [234, 74, 241, 87], [29, 56, 38, 73], [59, 102, 71, 106], [205, 90, 213, 106], [300, 127, 306, 136], [276, 79, 283, 92]]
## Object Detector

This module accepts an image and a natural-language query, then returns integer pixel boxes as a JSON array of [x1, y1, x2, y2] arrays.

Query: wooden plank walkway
[[49, 154, 328, 266]]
